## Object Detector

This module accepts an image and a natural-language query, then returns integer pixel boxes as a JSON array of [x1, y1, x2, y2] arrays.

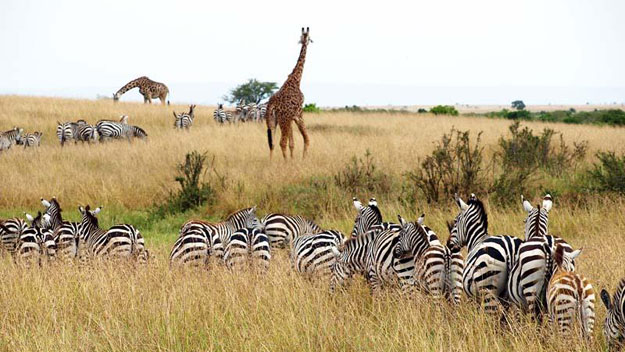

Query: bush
[[402, 128, 485, 204], [511, 100, 526, 110], [430, 105, 459, 116], [334, 150, 391, 196], [417, 108, 428, 113], [154, 151, 218, 216], [587, 152, 625, 193], [505, 109, 531, 120], [303, 103, 321, 113]]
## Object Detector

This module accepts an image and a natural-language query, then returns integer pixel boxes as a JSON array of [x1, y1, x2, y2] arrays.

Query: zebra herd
[[0, 127, 43, 152], [0, 198, 148, 267], [56, 115, 148, 145], [213, 101, 267, 124], [168, 194, 625, 346]]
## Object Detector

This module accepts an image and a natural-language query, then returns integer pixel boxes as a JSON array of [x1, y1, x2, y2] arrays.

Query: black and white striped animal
[[224, 227, 271, 272], [170, 220, 224, 267], [41, 197, 79, 262], [96, 117, 147, 141], [0, 127, 23, 151], [173, 104, 196, 129], [261, 213, 322, 248], [601, 278, 625, 349], [56, 122, 80, 146], [290, 230, 344, 278], [351, 197, 383, 237], [0, 218, 27, 255], [76, 205, 147, 264], [447, 194, 523, 313], [213, 104, 233, 123], [21, 132, 43, 148], [76, 123, 98, 143], [546, 244, 594, 336]]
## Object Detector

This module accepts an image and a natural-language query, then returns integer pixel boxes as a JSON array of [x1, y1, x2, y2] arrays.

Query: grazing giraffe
[[113, 76, 169, 105], [266, 27, 312, 160]]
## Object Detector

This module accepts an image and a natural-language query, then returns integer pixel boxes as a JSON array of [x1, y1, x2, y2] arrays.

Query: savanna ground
[[0, 95, 624, 351]]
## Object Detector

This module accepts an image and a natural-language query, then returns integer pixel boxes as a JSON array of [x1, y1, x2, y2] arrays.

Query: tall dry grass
[[0, 95, 624, 351]]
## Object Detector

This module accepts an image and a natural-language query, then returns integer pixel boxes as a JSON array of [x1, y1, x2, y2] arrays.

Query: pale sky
[[1, 0, 624, 106]]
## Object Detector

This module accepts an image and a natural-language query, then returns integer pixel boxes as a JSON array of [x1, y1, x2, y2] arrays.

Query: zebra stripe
[[77, 205, 146, 264], [224, 227, 271, 272], [522, 194, 552, 240], [193, 207, 261, 250], [447, 194, 523, 313], [21, 132, 43, 148], [601, 278, 625, 348], [96, 120, 147, 141], [351, 197, 382, 237], [174, 105, 195, 129], [76, 123, 98, 142], [547, 245, 594, 336], [261, 213, 322, 248], [41, 197, 64, 231], [56, 122, 79, 146], [330, 230, 377, 292], [53, 222, 79, 263], [16, 226, 44, 266], [290, 230, 344, 278], [213, 104, 233, 123], [170, 220, 224, 267]]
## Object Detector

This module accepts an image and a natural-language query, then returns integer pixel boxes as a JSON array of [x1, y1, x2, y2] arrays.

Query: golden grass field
[[1, 95, 625, 351]]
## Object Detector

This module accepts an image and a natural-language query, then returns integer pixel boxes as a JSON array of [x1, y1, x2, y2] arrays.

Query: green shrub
[[430, 105, 459, 116], [334, 150, 391, 196], [505, 110, 531, 120], [154, 151, 218, 216], [402, 128, 485, 204], [417, 108, 428, 113], [303, 103, 321, 113], [587, 152, 625, 193]]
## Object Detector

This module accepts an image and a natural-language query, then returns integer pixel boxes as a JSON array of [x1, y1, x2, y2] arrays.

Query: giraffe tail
[[267, 128, 273, 150]]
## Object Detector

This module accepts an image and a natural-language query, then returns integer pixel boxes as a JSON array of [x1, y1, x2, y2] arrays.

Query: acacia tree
[[511, 100, 526, 111], [224, 79, 278, 104]]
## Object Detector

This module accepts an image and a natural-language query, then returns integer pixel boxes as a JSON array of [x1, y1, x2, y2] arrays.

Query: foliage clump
[[430, 105, 459, 116], [224, 79, 278, 104], [334, 150, 391, 195], [587, 152, 625, 194]]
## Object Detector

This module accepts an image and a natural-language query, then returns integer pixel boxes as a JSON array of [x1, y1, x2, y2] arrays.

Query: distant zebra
[[507, 195, 574, 318], [447, 194, 523, 313], [170, 220, 224, 267], [15, 226, 44, 267], [290, 230, 344, 278], [76, 205, 147, 264], [224, 227, 271, 272], [601, 278, 625, 348], [257, 103, 267, 121], [546, 244, 594, 336], [42, 197, 79, 262], [351, 197, 382, 237], [214, 104, 233, 123], [412, 222, 464, 304], [76, 123, 98, 142], [174, 104, 196, 129], [21, 132, 43, 148], [261, 213, 322, 248], [96, 120, 147, 141], [0, 218, 27, 255], [0, 127, 23, 151], [56, 122, 79, 146]]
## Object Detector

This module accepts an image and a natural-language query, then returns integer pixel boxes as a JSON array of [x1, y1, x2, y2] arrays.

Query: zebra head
[[351, 197, 382, 237], [601, 280, 625, 348], [552, 243, 581, 273], [393, 214, 428, 259], [77, 205, 102, 236], [41, 197, 63, 229], [448, 193, 488, 251], [522, 194, 553, 240], [299, 27, 312, 45], [229, 206, 262, 230]]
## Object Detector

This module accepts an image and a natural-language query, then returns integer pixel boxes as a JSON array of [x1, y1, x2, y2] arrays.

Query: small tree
[[224, 79, 278, 104], [511, 100, 526, 111], [430, 105, 459, 116]]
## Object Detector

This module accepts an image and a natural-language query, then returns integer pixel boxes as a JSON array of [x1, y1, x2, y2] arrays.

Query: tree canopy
[[224, 79, 278, 104]]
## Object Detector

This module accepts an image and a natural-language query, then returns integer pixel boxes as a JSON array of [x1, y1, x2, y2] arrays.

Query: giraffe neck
[[286, 41, 308, 87], [115, 77, 145, 96]]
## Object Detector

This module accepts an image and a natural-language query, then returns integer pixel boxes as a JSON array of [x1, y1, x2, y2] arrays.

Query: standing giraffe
[[266, 27, 312, 159], [113, 76, 169, 105]]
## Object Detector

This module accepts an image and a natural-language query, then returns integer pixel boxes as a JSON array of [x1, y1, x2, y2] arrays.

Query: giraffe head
[[299, 27, 312, 45]]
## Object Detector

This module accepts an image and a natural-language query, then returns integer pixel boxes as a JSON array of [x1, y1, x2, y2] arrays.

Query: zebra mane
[[467, 197, 488, 233], [225, 207, 254, 222], [368, 205, 383, 224], [82, 206, 99, 228], [530, 204, 543, 238]]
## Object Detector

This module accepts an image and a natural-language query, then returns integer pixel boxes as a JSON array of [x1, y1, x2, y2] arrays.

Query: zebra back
[[0, 218, 27, 254], [522, 194, 552, 240], [261, 213, 322, 248], [224, 227, 270, 272], [290, 230, 344, 278], [601, 278, 625, 347], [170, 220, 223, 267]]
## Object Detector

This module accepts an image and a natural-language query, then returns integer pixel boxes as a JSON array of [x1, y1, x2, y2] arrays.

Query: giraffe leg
[[294, 117, 310, 158], [279, 124, 288, 160], [288, 124, 295, 159]]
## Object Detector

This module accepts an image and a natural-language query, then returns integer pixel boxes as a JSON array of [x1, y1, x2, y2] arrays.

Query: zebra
[[351, 197, 383, 237], [411, 221, 464, 304], [193, 207, 261, 251], [41, 197, 80, 262], [507, 195, 573, 319], [0, 218, 28, 255], [260, 213, 322, 248], [290, 230, 344, 278], [96, 120, 147, 141], [330, 230, 377, 292], [174, 104, 196, 129], [257, 103, 267, 121], [15, 225, 45, 267], [224, 227, 271, 272], [546, 244, 594, 336], [56, 122, 79, 146], [0, 127, 23, 151], [601, 278, 625, 349], [214, 104, 233, 123], [170, 220, 224, 267], [21, 132, 43, 148], [76, 205, 147, 264], [447, 193, 523, 314], [76, 123, 98, 143]]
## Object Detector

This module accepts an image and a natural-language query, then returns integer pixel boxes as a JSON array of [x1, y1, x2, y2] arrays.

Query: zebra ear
[[41, 198, 51, 207], [25, 213, 34, 222], [250, 206, 257, 214], [352, 197, 363, 210], [601, 289, 612, 309], [173, 111, 177, 118], [92, 207, 102, 215], [522, 195, 533, 212], [397, 215, 407, 227], [570, 248, 582, 261], [455, 193, 469, 211], [542, 194, 553, 212], [78, 206, 85, 214], [416, 213, 425, 225]]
